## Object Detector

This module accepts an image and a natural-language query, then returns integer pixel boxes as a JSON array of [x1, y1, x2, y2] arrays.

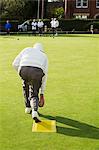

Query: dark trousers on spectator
[[38, 27, 43, 35], [32, 30, 36, 36], [52, 27, 56, 37]]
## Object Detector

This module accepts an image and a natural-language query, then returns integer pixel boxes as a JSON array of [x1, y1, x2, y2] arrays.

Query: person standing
[[5, 20, 12, 34], [12, 43, 48, 123], [50, 18, 55, 37], [90, 24, 94, 34], [31, 19, 37, 36], [37, 19, 44, 36], [50, 18, 59, 37], [54, 18, 59, 36]]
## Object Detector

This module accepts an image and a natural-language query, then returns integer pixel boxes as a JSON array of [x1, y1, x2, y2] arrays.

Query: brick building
[[45, 0, 99, 19], [64, 0, 99, 19]]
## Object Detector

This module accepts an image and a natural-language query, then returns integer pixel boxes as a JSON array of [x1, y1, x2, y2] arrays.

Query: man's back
[[20, 47, 47, 74], [12, 43, 48, 75]]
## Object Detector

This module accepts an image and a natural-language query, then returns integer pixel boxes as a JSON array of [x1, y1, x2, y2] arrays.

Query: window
[[75, 15, 88, 19], [96, 0, 99, 8], [76, 0, 88, 8], [83, 0, 88, 7], [76, 0, 82, 7]]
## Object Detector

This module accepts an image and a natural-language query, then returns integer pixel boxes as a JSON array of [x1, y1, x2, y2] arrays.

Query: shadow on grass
[[39, 114, 99, 139]]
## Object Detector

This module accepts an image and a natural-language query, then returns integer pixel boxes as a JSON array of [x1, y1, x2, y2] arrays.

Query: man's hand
[[39, 94, 45, 107]]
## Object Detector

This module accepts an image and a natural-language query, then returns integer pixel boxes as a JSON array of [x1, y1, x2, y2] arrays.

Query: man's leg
[[20, 66, 43, 121], [52, 28, 55, 37], [22, 80, 32, 114], [30, 80, 41, 109], [22, 80, 31, 107], [30, 80, 41, 122]]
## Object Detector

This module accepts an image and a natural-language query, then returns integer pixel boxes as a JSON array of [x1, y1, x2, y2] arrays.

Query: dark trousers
[[6, 29, 10, 34], [32, 30, 36, 36], [52, 27, 55, 36], [19, 66, 44, 111], [38, 28, 43, 35]]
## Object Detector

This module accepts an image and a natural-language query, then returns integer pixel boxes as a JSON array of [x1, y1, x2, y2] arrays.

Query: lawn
[[0, 34, 99, 150]]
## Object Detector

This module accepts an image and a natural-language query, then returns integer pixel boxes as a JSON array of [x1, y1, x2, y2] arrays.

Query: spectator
[[90, 24, 94, 34], [50, 18, 59, 37], [54, 18, 59, 36], [5, 20, 12, 34], [31, 19, 37, 35], [37, 19, 44, 36]]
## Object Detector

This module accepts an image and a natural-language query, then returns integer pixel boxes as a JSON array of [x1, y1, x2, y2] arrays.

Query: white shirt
[[12, 43, 48, 94], [31, 21, 37, 30], [55, 20, 59, 28], [50, 19, 59, 28], [38, 21, 44, 28], [50, 20, 56, 28]]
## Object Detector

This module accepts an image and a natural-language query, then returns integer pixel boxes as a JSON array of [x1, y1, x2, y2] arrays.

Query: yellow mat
[[32, 120, 56, 132]]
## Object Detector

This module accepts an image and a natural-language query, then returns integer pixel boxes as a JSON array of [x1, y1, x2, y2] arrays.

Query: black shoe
[[33, 117, 41, 123], [32, 111, 41, 123]]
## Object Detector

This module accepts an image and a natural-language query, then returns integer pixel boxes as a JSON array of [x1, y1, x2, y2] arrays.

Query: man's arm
[[12, 53, 22, 72], [12, 48, 26, 72], [40, 57, 48, 94], [12, 47, 29, 72], [39, 71, 47, 107], [40, 74, 47, 94]]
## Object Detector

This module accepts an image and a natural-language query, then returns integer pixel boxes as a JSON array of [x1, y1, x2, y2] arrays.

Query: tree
[[0, 0, 38, 20], [0, 0, 25, 19], [0, 0, 6, 17], [54, 7, 64, 18], [22, 0, 38, 19]]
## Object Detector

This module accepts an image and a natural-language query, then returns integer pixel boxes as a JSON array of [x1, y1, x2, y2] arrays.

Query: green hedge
[[43, 19, 99, 31]]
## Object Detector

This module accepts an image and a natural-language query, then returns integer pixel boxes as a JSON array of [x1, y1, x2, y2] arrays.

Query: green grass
[[0, 34, 99, 150]]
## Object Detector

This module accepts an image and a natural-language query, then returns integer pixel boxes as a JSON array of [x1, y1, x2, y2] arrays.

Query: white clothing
[[31, 22, 37, 30], [50, 19, 59, 28], [50, 20, 56, 28], [38, 21, 44, 28], [12, 43, 48, 94], [55, 20, 59, 28]]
